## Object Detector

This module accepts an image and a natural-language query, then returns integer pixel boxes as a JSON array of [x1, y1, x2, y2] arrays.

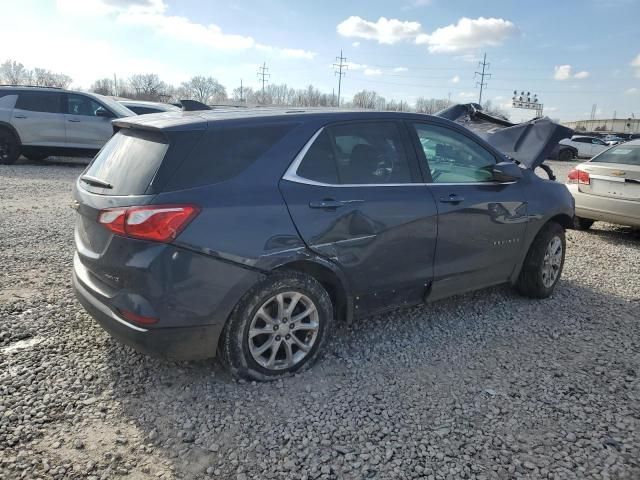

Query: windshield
[[591, 144, 640, 166], [92, 93, 136, 118]]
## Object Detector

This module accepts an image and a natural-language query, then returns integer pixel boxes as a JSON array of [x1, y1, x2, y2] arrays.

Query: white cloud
[[345, 62, 367, 71], [416, 17, 517, 53], [451, 75, 460, 83], [337, 16, 422, 44], [632, 54, 640, 77], [364, 68, 382, 76], [553, 65, 572, 81], [626, 87, 639, 95], [58, 0, 315, 59], [393, 67, 408, 72], [352, 41, 360, 47], [554, 65, 590, 80]]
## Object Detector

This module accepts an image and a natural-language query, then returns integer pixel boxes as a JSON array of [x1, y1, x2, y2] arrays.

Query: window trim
[[283, 123, 422, 187]]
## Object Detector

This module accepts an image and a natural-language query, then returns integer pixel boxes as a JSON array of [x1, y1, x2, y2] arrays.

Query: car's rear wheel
[[573, 216, 594, 230], [516, 222, 566, 298], [0, 129, 20, 165], [220, 271, 333, 381], [558, 148, 575, 161]]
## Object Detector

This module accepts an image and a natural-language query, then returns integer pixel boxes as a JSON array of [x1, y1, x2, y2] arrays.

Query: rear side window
[[81, 129, 168, 195], [591, 144, 640, 165], [165, 123, 295, 190], [295, 122, 412, 185], [15, 91, 62, 114], [128, 106, 161, 115]]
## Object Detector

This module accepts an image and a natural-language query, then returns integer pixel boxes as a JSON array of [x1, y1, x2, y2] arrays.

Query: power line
[[257, 62, 270, 104], [475, 52, 491, 105], [333, 50, 347, 107]]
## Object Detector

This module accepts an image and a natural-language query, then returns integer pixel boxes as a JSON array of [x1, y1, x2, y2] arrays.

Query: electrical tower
[[333, 50, 348, 107], [257, 62, 270, 104], [475, 53, 491, 105]]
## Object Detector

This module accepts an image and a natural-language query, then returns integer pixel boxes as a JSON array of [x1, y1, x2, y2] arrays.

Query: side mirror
[[492, 161, 523, 183], [95, 107, 114, 118]]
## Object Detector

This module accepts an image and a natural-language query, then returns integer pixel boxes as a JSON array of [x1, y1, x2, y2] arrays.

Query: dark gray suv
[[72, 108, 574, 380]]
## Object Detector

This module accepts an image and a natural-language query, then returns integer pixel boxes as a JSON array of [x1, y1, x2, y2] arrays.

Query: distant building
[[563, 118, 640, 134]]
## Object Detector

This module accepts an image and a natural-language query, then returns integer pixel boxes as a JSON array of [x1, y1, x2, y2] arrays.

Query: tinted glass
[[592, 138, 606, 145], [296, 122, 412, 185], [67, 94, 105, 116], [92, 94, 135, 117], [296, 130, 339, 184], [591, 144, 640, 166], [413, 123, 496, 183], [128, 106, 162, 115], [15, 91, 62, 114], [82, 129, 168, 195], [166, 123, 295, 190]]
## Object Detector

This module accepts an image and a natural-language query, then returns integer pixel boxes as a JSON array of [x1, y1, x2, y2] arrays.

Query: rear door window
[[165, 123, 296, 190], [15, 91, 63, 113], [81, 129, 168, 195], [295, 122, 413, 185]]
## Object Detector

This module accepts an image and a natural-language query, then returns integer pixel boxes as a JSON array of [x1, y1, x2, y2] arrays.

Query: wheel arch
[[274, 259, 353, 324], [0, 121, 22, 144]]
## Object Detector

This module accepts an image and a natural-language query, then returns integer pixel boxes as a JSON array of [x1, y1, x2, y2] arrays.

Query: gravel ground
[[1, 159, 639, 480]]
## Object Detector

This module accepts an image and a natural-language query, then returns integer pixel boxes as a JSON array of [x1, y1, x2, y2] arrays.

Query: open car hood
[[435, 103, 573, 169]]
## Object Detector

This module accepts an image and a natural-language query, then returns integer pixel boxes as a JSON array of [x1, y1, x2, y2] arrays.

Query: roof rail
[[0, 84, 63, 89]]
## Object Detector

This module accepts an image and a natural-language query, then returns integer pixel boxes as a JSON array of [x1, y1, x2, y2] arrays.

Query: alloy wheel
[[541, 236, 563, 288], [248, 292, 320, 370]]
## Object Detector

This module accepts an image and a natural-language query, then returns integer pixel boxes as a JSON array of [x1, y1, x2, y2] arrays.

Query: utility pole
[[113, 73, 118, 97], [257, 62, 270, 104], [333, 49, 347, 107], [240, 79, 244, 102], [475, 53, 491, 106]]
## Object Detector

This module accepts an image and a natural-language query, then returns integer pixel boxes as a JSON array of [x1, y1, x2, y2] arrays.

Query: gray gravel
[[1, 159, 639, 480]]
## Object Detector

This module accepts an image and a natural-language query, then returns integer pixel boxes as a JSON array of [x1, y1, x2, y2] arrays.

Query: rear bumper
[[73, 271, 224, 360], [568, 184, 640, 228]]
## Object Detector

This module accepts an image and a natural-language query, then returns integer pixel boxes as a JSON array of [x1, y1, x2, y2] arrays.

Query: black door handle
[[68, 119, 81, 123], [439, 194, 465, 204], [309, 199, 363, 209]]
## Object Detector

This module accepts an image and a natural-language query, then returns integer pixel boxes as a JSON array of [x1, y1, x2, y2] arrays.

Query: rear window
[[592, 144, 640, 166], [15, 91, 62, 114], [81, 129, 168, 195], [165, 123, 296, 190]]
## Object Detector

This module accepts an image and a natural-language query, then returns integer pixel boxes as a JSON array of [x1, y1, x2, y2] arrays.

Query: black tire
[[0, 129, 20, 165], [558, 148, 575, 161], [573, 216, 594, 230], [516, 222, 566, 299], [219, 271, 334, 381]]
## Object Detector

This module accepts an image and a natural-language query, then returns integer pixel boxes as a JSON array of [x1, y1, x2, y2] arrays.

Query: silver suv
[[0, 86, 135, 164]]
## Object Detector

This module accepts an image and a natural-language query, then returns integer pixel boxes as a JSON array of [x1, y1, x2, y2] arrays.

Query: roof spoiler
[[179, 99, 212, 112], [435, 103, 574, 169]]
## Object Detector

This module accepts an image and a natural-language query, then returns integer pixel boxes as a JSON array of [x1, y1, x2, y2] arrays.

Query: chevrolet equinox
[[72, 108, 574, 380]]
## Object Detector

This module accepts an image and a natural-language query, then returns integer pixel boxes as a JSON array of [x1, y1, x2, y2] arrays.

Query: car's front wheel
[[219, 271, 333, 381], [516, 222, 566, 298]]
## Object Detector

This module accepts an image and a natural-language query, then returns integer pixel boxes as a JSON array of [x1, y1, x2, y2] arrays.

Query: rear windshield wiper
[[80, 175, 113, 189]]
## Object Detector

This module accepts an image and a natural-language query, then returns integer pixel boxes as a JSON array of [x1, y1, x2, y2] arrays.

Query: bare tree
[[351, 90, 385, 109], [414, 97, 449, 114], [179, 76, 226, 103], [31, 68, 72, 88], [0, 60, 30, 85], [91, 78, 114, 96], [128, 74, 170, 101]]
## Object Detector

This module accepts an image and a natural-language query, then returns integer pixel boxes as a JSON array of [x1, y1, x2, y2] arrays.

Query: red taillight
[[567, 168, 590, 185], [98, 205, 200, 243], [119, 309, 158, 325]]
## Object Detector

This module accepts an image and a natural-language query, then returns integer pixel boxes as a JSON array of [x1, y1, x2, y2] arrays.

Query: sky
[[4, 0, 640, 122]]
